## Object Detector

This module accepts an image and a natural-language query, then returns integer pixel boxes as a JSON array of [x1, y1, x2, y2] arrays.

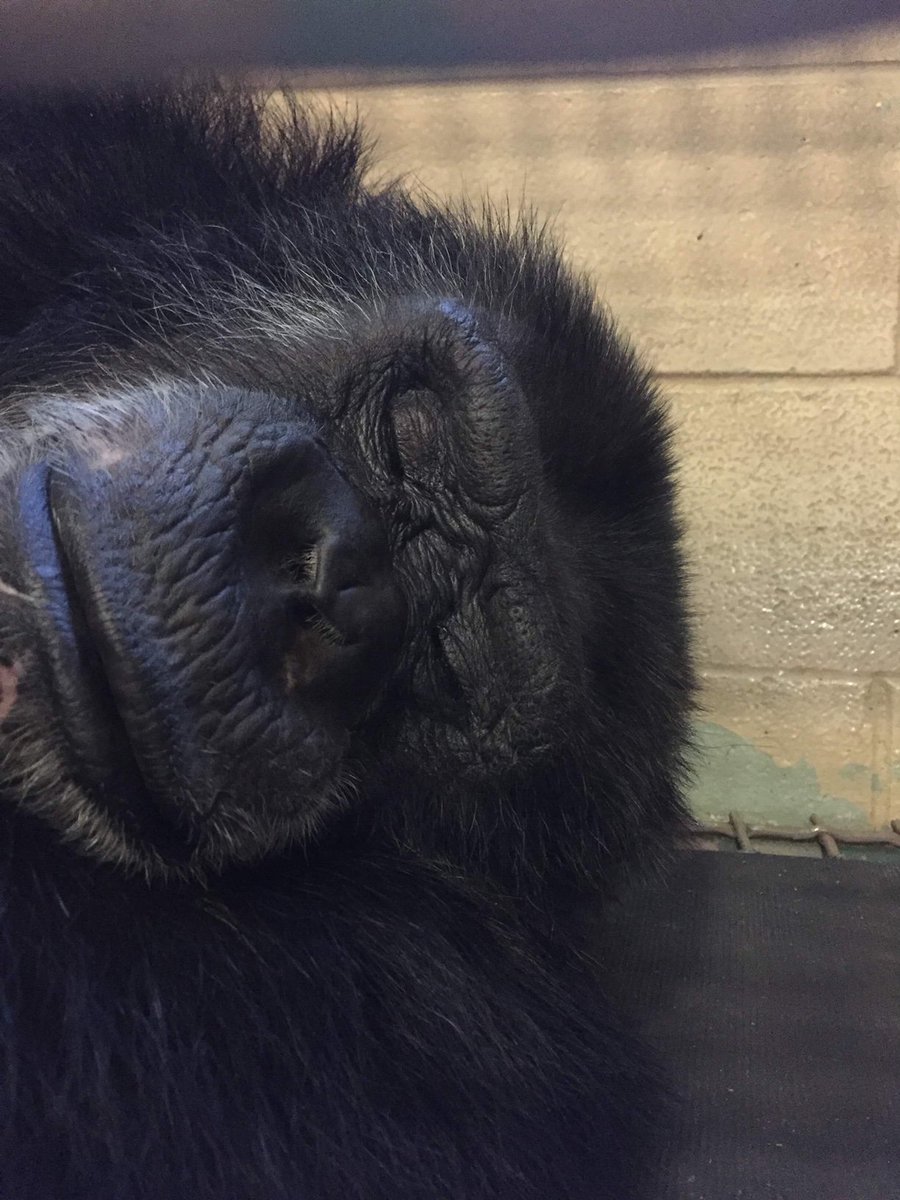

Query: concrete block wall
[[312, 23, 900, 828]]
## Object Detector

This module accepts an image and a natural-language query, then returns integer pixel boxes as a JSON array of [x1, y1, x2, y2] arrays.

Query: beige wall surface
[[312, 26, 900, 829]]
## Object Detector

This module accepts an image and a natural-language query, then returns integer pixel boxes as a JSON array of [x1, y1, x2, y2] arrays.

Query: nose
[[244, 438, 406, 718], [19, 404, 407, 810]]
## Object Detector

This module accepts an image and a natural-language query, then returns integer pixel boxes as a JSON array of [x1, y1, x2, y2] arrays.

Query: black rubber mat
[[594, 851, 900, 1200]]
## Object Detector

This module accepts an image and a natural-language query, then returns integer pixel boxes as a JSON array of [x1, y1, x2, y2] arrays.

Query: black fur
[[0, 83, 692, 1198]]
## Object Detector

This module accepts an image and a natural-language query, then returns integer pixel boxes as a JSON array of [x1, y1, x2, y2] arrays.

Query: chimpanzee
[[0, 82, 692, 1199]]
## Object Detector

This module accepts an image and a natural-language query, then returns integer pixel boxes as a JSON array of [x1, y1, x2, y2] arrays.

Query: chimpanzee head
[[0, 298, 594, 876], [0, 86, 690, 882]]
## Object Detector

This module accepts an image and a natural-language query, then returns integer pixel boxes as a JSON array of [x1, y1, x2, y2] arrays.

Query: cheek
[[0, 658, 22, 722]]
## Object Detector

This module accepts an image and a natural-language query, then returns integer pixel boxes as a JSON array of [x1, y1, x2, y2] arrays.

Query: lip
[[16, 463, 190, 853]]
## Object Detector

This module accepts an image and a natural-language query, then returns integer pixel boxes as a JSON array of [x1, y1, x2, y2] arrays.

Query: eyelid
[[391, 385, 439, 451]]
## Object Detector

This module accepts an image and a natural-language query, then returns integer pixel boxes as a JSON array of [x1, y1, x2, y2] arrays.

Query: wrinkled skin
[[0, 304, 600, 879], [0, 84, 693, 1199]]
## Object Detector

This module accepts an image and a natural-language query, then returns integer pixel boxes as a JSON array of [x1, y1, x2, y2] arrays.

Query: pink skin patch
[[0, 659, 22, 722]]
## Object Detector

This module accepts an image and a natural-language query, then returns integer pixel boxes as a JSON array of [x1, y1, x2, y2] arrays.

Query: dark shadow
[[590, 851, 900, 1200], [1, 0, 899, 84]]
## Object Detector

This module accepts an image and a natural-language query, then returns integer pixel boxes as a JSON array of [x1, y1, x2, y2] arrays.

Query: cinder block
[[668, 379, 900, 675], [322, 70, 900, 373], [693, 669, 900, 827]]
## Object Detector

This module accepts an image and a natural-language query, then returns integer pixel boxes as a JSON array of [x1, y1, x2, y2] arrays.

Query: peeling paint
[[689, 720, 870, 828]]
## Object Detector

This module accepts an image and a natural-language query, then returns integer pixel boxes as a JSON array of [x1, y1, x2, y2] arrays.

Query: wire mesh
[[693, 813, 900, 858]]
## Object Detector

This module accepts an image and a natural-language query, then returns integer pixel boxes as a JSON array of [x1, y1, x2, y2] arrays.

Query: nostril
[[308, 612, 347, 648], [286, 595, 348, 649], [285, 594, 347, 641], [285, 595, 317, 624], [242, 434, 406, 714], [279, 547, 319, 589]]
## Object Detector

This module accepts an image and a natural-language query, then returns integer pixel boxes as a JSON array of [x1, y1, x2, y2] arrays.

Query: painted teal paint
[[839, 763, 869, 782], [688, 721, 870, 828]]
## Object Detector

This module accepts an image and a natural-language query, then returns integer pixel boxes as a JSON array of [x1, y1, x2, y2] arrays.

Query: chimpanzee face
[[0, 301, 585, 876]]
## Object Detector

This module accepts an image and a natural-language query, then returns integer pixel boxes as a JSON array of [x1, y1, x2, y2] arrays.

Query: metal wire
[[693, 813, 900, 858]]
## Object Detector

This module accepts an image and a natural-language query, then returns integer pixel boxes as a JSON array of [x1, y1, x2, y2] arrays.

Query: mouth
[[16, 463, 193, 856]]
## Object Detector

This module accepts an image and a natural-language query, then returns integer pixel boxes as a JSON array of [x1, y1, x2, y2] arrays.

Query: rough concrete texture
[[325, 71, 900, 374], [669, 380, 900, 675], [317, 41, 900, 827]]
